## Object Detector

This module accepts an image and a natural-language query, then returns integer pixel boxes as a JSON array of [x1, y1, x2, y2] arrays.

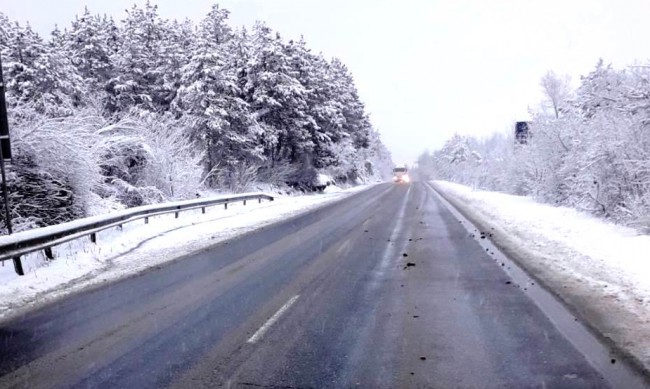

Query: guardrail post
[[224, 203, 228, 210], [90, 233, 96, 243], [145, 217, 149, 224], [201, 207, 205, 214], [243, 200, 247, 206], [13, 257, 24, 276], [175, 206, 180, 218], [258, 198, 261, 203], [44, 247, 54, 260]]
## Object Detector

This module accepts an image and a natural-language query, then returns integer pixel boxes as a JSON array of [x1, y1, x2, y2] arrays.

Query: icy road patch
[[0, 185, 371, 321]]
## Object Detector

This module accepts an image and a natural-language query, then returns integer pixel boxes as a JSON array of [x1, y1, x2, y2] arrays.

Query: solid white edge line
[[247, 295, 300, 344]]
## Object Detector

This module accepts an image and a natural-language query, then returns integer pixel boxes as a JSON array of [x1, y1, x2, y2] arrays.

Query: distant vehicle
[[392, 166, 410, 184]]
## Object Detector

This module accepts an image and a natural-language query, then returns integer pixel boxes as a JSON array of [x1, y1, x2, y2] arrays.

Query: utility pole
[[0, 52, 24, 275]]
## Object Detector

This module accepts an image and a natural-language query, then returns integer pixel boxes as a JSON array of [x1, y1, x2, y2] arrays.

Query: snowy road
[[0, 183, 647, 388]]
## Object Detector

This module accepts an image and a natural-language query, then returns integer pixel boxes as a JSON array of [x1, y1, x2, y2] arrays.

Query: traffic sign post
[[0, 53, 23, 275], [0, 137, 11, 234], [0, 53, 11, 160]]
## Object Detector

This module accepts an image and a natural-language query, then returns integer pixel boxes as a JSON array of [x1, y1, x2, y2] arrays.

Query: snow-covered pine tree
[[173, 6, 261, 189], [106, 1, 165, 114], [330, 58, 371, 150], [65, 7, 114, 92], [246, 23, 314, 181], [152, 18, 195, 112], [1, 20, 82, 116]]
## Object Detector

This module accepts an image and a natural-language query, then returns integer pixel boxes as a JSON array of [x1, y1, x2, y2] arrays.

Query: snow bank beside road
[[432, 180, 650, 374], [0, 186, 371, 322]]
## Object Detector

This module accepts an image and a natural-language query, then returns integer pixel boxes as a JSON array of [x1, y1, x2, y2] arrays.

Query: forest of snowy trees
[[419, 60, 650, 226], [0, 3, 393, 233]]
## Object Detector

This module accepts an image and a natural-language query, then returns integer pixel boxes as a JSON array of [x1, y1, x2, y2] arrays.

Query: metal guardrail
[[0, 193, 274, 275]]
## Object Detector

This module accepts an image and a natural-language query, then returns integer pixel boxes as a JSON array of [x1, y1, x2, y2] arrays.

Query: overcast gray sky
[[3, 0, 650, 164]]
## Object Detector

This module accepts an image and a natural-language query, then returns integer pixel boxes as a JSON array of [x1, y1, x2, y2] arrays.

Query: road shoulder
[[430, 180, 650, 381]]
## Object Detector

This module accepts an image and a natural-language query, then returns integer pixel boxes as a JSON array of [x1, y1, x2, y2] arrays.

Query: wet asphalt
[[0, 182, 635, 388]]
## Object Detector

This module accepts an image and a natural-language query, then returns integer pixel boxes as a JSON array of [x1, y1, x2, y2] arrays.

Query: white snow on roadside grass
[[433, 180, 650, 368], [0, 186, 371, 321], [434, 181, 650, 303]]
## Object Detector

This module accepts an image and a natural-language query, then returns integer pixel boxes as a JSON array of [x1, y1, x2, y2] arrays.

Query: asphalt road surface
[[0, 183, 645, 388]]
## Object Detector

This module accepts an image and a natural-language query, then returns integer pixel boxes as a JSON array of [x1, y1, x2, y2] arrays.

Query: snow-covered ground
[[0, 185, 371, 322], [432, 180, 650, 372]]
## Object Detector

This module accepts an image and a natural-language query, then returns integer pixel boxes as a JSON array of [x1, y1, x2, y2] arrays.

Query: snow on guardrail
[[0, 192, 274, 274]]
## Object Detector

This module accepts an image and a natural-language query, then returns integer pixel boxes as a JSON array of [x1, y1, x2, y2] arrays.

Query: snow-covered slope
[[0, 186, 371, 322], [432, 180, 650, 374]]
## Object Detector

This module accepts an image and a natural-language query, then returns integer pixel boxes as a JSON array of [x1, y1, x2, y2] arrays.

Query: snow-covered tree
[[105, 1, 166, 114], [1, 20, 83, 116], [65, 8, 114, 89], [540, 70, 571, 119], [246, 23, 314, 168]]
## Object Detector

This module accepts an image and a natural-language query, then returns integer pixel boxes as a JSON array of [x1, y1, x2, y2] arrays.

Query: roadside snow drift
[[432, 180, 650, 374], [0, 186, 369, 321]]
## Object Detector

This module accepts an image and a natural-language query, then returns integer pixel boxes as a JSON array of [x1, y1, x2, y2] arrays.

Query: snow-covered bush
[[10, 108, 104, 214], [0, 107, 204, 231], [95, 114, 204, 204], [212, 162, 260, 193], [256, 161, 298, 189], [0, 155, 80, 233], [128, 116, 202, 199]]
